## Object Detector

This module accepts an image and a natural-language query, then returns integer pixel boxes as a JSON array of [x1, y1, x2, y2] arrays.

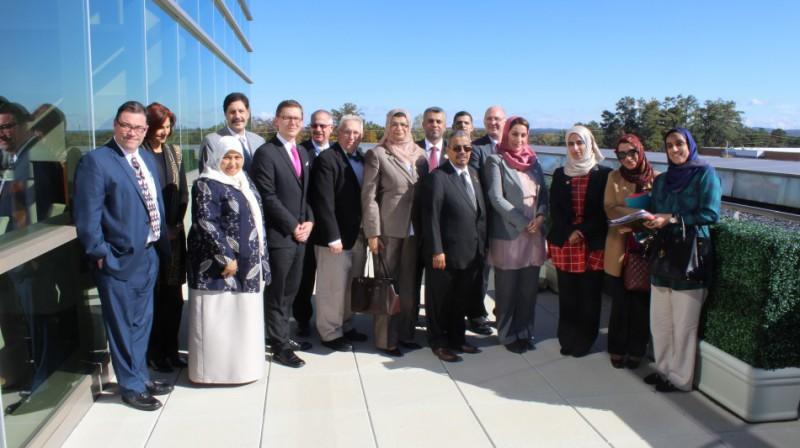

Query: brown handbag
[[623, 234, 651, 292], [350, 252, 401, 315]]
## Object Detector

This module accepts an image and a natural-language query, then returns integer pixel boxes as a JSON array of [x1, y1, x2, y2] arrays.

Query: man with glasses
[[199, 92, 265, 172], [250, 100, 314, 368], [421, 131, 487, 362], [293, 110, 333, 338], [73, 101, 173, 411], [0, 102, 37, 232]]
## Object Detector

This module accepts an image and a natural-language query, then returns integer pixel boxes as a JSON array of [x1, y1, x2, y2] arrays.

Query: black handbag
[[350, 252, 401, 315], [646, 216, 710, 283]]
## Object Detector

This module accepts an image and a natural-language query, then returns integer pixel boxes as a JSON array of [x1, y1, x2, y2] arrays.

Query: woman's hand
[[617, 226, 633, 234], [432, 253, 446, 270], [643, 213, 673, 230], [568, 230, 584, 245], [368, 236, 384, 254], [526, 215, 545, 234], [221, 260, 238, 278]]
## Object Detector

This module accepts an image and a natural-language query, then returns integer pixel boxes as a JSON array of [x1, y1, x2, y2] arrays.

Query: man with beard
[[199, 92, 264, 172]]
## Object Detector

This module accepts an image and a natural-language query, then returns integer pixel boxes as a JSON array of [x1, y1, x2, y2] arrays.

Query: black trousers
[[606, 274, 651, 357], [265, 244, 305, 352], [467, 264, 491, 320], [556, 269, 604, 355], [147, 280, 183, 363], [425, 258, 483, 349], [292, 242, 316, 327]]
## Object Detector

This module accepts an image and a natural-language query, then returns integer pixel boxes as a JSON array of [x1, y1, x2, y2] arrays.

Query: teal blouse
[[648, 167, 721, 290]]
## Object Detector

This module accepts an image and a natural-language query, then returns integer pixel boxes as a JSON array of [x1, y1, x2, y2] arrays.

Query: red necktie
[[429, 146, 439, 171]]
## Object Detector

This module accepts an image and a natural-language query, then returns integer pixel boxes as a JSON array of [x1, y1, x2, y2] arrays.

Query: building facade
[[0, 1, 253, 446]]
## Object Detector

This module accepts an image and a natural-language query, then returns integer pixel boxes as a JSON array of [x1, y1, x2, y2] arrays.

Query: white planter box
[[696, 340, 800, 422]]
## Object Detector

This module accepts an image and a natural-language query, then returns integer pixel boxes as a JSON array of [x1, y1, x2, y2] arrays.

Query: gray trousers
[[313, 235, 366, 342], [373, 235, 418, 349], [494, 266, 540, 345]]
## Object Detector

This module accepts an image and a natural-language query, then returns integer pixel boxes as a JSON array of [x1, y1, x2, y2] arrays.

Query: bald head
[[484, 106, 506, 141]]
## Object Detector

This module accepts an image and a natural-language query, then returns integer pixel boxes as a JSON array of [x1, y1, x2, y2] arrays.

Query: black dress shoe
[[505, 340, 526, 354], [148, 358, 173, 373], [321, 337, 353, 352], [273, 349, 305, 368], [399, 340, 422, 350], [145, 380, 174, 396], [655, 380, 680, 393], [289, 339, 313, 351], [379, 348, 403, 357], [524, 339, 536, 350], [644, 373, 664, 385], [122, 391, 162, 411], [610, 354, 625, 369], [453, 343, 481, 354], [468, 321, 493, 336], [169, 355, 188, 368], [433, 347, 462, 362], [344, 329, 368, 342], [296, 323, 311, 338], [626, 357, 642, 369], [559, 346, 572, 356]]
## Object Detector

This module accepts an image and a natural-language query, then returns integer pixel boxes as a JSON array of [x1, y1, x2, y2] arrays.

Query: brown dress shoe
[[452, 343, 481, 354], [433, 347, 462, 363]]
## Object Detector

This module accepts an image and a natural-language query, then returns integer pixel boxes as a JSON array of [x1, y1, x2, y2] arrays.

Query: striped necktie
[[130, 155, 161, 239]]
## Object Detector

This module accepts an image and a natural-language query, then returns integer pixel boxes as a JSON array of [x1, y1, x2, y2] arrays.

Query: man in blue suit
[[73, 101, 173, 411]]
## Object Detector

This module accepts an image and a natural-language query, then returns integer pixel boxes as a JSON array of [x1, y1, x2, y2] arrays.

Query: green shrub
[[704, 217, 800, 369]]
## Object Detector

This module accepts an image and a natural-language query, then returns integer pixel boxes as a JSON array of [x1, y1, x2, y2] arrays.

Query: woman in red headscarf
[[484, 116, 549, 353], [603, 134, 657, 369]]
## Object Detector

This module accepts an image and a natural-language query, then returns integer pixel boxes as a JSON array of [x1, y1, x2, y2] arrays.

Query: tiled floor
[[62, 291, 799, 448]]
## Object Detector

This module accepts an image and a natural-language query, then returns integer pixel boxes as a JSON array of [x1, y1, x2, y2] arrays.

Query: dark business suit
[[309, 143, 364, 340], [293, 139, 324, 330], [73, 139, 169, 394], [422, 162, 487, 349], [468, 134, 496, 321], [199, 127, 265, 173], [249, 136, 313, 352]]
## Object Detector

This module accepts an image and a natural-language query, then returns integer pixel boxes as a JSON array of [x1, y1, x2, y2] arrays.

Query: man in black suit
[[250, 100, 314, 368], [309, 114, 369, 351], [467, 105, 507, 336], [415, 107, 448, 170], [422, 131, 487, 362], [294, 109, 333, 337]]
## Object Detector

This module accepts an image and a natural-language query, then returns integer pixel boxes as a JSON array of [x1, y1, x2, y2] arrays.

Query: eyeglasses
[[116, 121, 148, 134], [279, 116, 303, 123], [450, 145, 473, 153], [310, 123, 331, 129], [616, 149, 638, 160], [0, 122, 18, 132]]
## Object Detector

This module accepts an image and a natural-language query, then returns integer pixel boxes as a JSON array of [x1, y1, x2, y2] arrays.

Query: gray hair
[[338, 114, 363, 133], [448, 130, 471, 142], [310, 109, 333, 124]]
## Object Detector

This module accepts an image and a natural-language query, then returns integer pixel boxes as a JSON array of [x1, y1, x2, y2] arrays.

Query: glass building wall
[[0, 1, 252, 446]]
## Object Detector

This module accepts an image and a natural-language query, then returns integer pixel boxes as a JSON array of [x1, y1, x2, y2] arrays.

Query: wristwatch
[[668, 214, 679, 225]]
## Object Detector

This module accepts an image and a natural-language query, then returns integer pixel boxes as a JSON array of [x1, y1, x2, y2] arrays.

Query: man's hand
[[221, 260, 238, 278], [329, 241, 343, 254], [294, 221, 314, 242], [568, 230, 584, 245], [432, 253, 446, 270], [96, 258, 104, 269]]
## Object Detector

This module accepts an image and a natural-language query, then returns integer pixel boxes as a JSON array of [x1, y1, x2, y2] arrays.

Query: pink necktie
[[429, 146, 439, 171], [290, 144, 302, 177]]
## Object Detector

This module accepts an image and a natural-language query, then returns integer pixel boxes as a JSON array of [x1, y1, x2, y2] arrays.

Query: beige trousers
[[650, 285, 706, 391], [313, 235, 367, 342], [373, 236, 418, 349]]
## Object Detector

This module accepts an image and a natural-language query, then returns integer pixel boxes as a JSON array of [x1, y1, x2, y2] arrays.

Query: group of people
[[71, 93, 720, 412]]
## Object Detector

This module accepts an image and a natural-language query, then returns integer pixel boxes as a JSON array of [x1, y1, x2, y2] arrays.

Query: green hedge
[[704, 217, 800, 369]]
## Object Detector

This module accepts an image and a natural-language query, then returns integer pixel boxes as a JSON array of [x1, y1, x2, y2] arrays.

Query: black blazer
[[469, 134, 494, 173], [300, 139, 321, 167], [249, 136, 314, 249], [422, 162, 487, 270], [309, 143, 362, 249], [547, 165, 611, 250]]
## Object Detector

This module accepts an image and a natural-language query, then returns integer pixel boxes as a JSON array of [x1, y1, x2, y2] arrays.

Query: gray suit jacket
[[484, 154, 549, 240], [361, 145, 428, 239], [198, 127, 265, 173]]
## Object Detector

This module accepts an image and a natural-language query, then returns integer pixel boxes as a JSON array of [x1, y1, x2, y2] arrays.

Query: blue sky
[[249, 0, 799, 129]]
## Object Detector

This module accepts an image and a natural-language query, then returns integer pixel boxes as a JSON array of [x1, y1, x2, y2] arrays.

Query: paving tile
[[263, 409, 374, 448], [569, 392, 714, 445], [456, 369, 564, 405], [369, 403, 490, 448], [265, 372, 366, 413], [61, 393, 162, 448], [720, 421, 800, 448], [664, 390, 751, 433], [443, 344, 533, 385], [360, 369, 462, 410], [535, 352, 652, 398], [612, 432, 728, 448]]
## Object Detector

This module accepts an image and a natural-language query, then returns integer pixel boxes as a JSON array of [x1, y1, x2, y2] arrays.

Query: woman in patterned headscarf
[[547, 125, 611, 358], [603, 134, 657, 370]]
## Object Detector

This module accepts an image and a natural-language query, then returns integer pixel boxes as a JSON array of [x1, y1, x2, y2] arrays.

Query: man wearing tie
[[294, 109, 333, 338], [309, 115, 369, 351], [422, 131, 487, 362], [73, 101, 172, 411], [198, 92, 264, 173], [250, 100, 314, 368], [415, 107, 447, 171]]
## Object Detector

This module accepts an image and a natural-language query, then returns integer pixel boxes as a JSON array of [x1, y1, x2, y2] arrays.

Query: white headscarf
[[564, 125, 604, 177], [200, 135, 265, 259]]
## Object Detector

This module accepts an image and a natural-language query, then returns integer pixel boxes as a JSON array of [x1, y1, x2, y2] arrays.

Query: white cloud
[[750, 98, 767, 106]]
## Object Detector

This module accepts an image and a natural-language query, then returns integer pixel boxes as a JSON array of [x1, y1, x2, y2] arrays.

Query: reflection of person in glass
[[73, 101, 173, 411], [141, 103, 189, 373], [0, 102, 37, 232]]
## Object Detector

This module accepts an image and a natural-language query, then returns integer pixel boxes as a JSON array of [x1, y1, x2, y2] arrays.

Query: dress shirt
[[116, 138, 161, 244], [424, 139, 444, 158], [312, 141, 330, 157], [276, 132, 297, 162], [489, 137, 499, 154], [227, 127, 250, 157]]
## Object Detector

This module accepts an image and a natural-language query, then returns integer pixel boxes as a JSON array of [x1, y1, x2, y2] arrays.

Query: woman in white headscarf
[[546, 126, 611, 357], [186, 135, 270, 384], [361, 109, 427, 357]]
